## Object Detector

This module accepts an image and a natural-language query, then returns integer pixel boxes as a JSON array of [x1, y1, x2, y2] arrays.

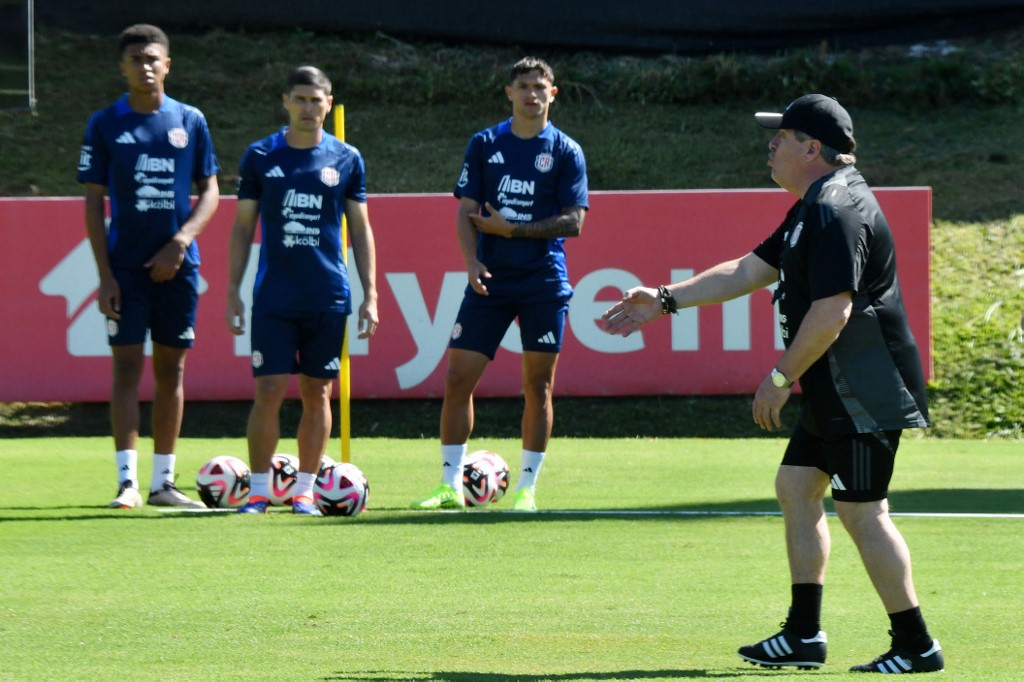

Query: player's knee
[[834, 498, 888, 534], [521, 375, 553, 403]]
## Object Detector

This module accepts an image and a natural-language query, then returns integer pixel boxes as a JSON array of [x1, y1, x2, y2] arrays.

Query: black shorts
[[782, 423, 902, 502]]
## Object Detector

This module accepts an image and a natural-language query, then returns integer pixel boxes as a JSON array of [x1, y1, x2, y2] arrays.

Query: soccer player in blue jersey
[[79, 24, 220, 510], [601, 95, 942, 674], [226, 65, 379, 516], [411, 57, 588, 512]]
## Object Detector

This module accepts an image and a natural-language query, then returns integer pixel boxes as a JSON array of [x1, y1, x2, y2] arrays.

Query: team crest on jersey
[[534, 152, 554, 173], [457, 164, 469, 188], [167, 128, 189, 149], [320, 167, 340, 187], [790, 221, 804, 247]]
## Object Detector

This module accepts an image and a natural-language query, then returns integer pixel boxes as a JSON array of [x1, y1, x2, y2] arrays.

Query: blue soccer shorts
[[449, 293, 570, 360], [250, 307, 347, 378], [107, 267, 198, 348], [781, 423, 903, 502]]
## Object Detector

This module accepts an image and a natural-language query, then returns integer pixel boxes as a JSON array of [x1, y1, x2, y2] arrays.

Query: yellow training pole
[[333, 104, 352, 463]]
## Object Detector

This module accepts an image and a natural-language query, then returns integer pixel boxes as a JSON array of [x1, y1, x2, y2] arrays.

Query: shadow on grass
[[323, 669, 776, 680], [2, 488, 1018, 523], [0, 396, 796, 440]]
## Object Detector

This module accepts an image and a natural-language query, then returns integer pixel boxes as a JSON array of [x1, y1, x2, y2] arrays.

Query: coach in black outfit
[[600, 94, 944, 674]]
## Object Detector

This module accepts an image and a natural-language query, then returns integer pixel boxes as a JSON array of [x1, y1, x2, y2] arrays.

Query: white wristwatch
[[771, 368, 794, 389]]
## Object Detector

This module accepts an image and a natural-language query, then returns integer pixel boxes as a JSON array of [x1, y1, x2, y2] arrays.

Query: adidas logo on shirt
[[324, 357, 341, 371], [488, 152, 505, 164], [116, 132, 137, 144], [265, 166, 285, 178], [537, 332, 557, 345]]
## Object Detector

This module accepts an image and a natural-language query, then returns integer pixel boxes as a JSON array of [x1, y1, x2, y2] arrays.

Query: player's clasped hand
[[469, 202, 515, 238], [145, 238, 187, 282], [600, 286, 661, 337]]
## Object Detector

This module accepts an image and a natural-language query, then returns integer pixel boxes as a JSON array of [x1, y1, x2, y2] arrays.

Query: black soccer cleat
[[738, 628, 827, 670], [850, 638, 944, 674]]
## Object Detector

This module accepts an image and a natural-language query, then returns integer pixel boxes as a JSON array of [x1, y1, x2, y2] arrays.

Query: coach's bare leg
[[151, 343, 188, 455], [440, 348, 489, 445], [297, 375, 333, 474], [776, 465, 832, 584], [111, 344, 145, 451], [835, 499, 920, 612], [521, 351, 559, 452], [247, 374, 289, 475]]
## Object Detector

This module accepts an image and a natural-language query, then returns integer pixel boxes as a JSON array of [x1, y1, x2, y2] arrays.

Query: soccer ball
[[268, 453, 299, 506], [462, 450, 510, 507], [318, 454, 336, 476], [196, 455, 251, 508], [314, 462, 369, 517]]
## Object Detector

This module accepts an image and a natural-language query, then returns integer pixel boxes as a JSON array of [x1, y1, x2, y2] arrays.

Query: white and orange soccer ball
[[196, 455, 251, 509], [268, 453, 299, 506], [462, 450, 510, 507], [314, 462, 369, 517]]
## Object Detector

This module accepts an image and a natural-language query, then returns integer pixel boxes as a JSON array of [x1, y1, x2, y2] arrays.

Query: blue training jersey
[[77, 94, 220, 270], [238, 129, 367, 314], [454, 119, 588, 299]]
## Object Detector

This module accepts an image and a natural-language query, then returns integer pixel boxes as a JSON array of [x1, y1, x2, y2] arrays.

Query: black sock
[[889, 606, 933, 653], [784, 583, 823, 638]]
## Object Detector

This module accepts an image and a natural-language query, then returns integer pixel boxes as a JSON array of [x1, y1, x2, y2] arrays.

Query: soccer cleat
[[850, 638, 944, 674], [147, 482, 206, 508], [511, 487, 537, 512], [738, 628, 827, 670], [237, 497, 269, 514], [409, 484, 465, 510], [292, 497, 322, 516], [109, 480, 143, 509]]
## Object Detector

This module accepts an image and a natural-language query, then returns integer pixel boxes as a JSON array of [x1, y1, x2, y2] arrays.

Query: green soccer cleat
[[410, 484, 465, 510], [511, 487, 537, 512]]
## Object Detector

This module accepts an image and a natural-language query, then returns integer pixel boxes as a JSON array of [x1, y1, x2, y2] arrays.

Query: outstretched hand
[[600, 286, 661, 337]]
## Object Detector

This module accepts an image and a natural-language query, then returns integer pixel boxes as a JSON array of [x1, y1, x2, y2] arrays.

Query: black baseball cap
[[755, 94, 855, 153]]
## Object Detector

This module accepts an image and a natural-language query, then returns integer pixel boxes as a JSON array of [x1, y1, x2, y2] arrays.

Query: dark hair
[[118, 24, 169, 56], [510, 57, 554, 84], [286, 65, 332, 95]]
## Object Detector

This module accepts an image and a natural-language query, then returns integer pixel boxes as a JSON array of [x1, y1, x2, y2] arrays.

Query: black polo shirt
[[753, 166, 930, 436]]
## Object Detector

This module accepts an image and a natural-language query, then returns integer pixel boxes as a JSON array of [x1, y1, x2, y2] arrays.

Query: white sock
[[115, 449, 138, 488], [293, 472, 316, 501], [250, 472, 270, 500], [151, 453, 175, 492], [441, 444, 467, 490], [517, 449, 545, 492]]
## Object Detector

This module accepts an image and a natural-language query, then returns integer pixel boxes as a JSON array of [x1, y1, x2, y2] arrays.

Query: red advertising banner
[[0, 190, 931, 402]]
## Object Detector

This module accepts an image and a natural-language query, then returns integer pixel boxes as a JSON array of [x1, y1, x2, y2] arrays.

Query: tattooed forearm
[[509, 206, 585, 239]]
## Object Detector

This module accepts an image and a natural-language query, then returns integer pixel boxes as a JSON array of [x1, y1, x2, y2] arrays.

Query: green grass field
[[1, 437, 1020, 680]]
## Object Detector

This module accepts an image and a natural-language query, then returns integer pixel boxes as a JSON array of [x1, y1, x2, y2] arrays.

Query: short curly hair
[[118, 24, 169, 57], [510, 57, 554, 84]]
